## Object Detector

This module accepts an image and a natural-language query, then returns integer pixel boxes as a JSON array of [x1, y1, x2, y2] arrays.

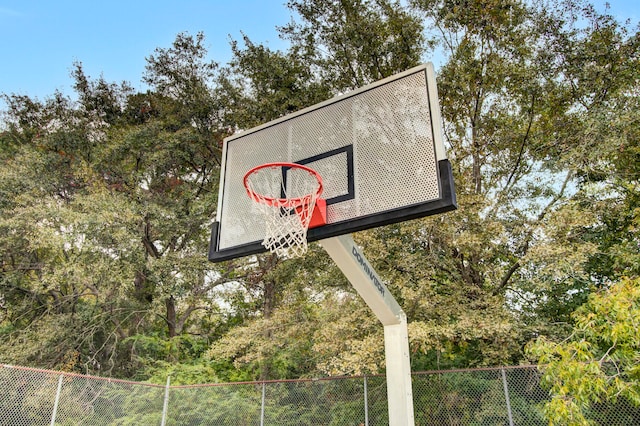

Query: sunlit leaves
[[282, 0, 425, 90], [527, 277, 640, 424], [1, 0, 638, 394]]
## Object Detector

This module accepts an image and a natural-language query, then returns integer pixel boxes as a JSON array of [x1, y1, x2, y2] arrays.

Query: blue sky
[[0, 0, 638, 106], [0, 1, 291, 102]]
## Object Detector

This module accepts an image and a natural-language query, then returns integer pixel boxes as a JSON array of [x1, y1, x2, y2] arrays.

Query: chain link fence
[[2, 363, 639, 425]]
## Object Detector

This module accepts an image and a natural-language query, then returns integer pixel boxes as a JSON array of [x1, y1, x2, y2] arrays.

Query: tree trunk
[[166, 295, 177, 338]]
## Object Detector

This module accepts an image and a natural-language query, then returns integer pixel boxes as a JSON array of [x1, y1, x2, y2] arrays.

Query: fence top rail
[[1, 364, 166, 388], [2, 363, 541, 389], [170, 374, 373, 389], [411, 364, 539, 376], [0, 363, 375, 389]]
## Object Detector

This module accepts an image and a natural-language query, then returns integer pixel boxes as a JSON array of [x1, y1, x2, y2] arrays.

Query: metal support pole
[[501, 368, 514, 426], [383, 316, 415, 426], [161, 375, 171, 426], [260, 382, 266, 426], [50, 374, 63, 426], [363, 375, 369, 426]]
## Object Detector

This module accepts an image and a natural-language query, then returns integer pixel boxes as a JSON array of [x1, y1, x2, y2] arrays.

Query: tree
[[527, 276, 640, 426], [1, 0, 638, 389], [207, 0, 639, 378], [0, 32, 228, 378], [524, 3, 640, 422], [216, 33, 332, 128], [281, 0, 426, 90], [206, 244, 386, 379], [0, 88, 140, 373], [395, 0, 639, 366]]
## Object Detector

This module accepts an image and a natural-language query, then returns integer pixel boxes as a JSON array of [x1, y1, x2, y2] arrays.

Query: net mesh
[[244, 164, 322, 258]]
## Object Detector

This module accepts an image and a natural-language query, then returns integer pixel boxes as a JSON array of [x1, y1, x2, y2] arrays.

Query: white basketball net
[[244, 164, 322, 258]]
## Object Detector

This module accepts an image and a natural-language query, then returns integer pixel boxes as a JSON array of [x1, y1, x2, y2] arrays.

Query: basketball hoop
[[243, 162, 326, 258]]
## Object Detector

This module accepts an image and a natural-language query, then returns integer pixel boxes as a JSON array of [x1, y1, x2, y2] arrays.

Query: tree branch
[[504, 93, 536, 191], [493, 261, 521, 295], [142, 214, 161, 258], [493, 170, 573, 294]]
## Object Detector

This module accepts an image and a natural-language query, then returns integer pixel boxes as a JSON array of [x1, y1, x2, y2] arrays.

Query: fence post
[[501, 368, 514, 426], [260, 382, 266, 426], [363, 375, 369, 426], [161, 375, 170, 426], [50, 374, 64, 426]]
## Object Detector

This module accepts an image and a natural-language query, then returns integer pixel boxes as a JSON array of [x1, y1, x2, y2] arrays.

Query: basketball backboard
[[209, 63, 456, 262]]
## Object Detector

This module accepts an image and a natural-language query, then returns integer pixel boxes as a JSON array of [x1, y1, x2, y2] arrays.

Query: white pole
[[319, 235, 403, 326], [319, 235, 415, 426], [260, 382, 266, 426], [363, 375, 369, 426], [160, 375, 171, 426], [50, 374, 63, 426], [501, 368, 514, 426], [383, 317, 415, 426]]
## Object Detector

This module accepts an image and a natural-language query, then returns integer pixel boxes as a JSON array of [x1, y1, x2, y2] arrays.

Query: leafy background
[[1, 0, 638, 423]]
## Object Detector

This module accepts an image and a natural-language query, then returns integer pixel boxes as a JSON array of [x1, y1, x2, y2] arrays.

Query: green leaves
[[527, 277, 640, 424], [282, 0, 425, 90], [0, 32, 227, 378], [1, 1, 638, 404]]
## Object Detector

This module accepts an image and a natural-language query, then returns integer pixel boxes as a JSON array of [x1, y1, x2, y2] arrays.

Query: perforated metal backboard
[[209, 63, 456, 262]]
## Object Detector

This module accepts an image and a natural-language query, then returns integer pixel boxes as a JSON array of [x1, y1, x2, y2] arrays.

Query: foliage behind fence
[[1, 364, 638, 425]]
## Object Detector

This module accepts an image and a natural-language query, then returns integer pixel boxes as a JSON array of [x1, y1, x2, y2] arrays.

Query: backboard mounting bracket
[[319, 234, 415, 426]]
